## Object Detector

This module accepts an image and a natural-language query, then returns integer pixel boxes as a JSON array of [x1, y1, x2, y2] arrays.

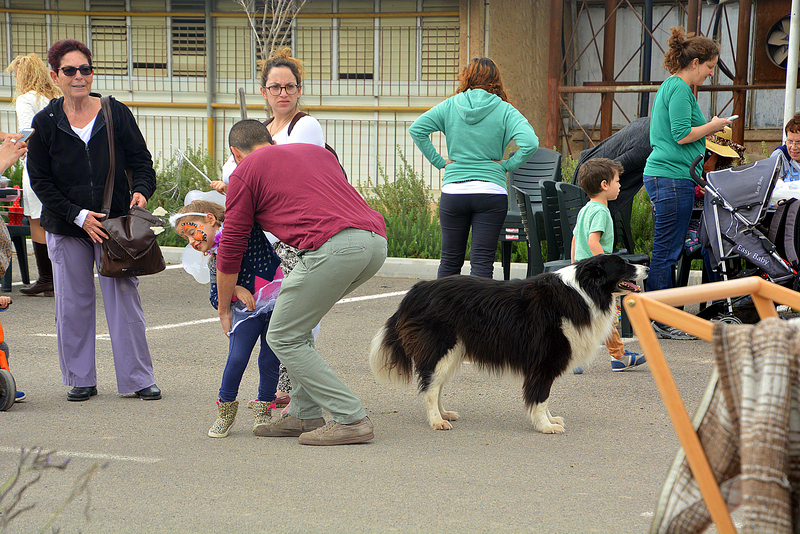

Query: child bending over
[[172, 200, 283, 437], [571, 158, 647, 372]]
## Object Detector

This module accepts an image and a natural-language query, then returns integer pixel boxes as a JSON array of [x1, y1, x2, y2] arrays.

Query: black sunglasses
[[58, 65, 94, 77]]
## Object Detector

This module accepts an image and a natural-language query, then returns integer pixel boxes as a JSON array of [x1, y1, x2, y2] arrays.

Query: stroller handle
[[690, 154, 707, 188]]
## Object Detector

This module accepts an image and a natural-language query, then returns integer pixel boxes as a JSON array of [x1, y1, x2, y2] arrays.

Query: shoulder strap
[[101, 96, 115, 217], [263, 112, 308, 137], [287, 112, 306, 136]]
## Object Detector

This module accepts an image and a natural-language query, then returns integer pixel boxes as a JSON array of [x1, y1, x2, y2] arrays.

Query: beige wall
[[459, 1, 550, 148]]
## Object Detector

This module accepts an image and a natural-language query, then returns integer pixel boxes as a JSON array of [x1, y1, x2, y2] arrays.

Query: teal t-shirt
[[644, 75, 707, 181], [573, 200, 614, 261]]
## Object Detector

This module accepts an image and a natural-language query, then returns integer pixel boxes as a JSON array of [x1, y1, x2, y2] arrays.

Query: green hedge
[[8, 145, 653, 264]]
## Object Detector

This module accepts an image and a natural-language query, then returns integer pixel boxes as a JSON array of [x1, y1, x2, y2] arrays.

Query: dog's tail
[[369, 317, 413, 385]]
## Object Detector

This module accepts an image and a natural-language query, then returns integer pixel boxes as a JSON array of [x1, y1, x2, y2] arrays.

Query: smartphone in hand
[[11, 128, 34, 143]]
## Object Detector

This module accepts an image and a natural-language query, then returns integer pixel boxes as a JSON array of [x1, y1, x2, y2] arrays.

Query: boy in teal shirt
[[572, 158, 647, 372]]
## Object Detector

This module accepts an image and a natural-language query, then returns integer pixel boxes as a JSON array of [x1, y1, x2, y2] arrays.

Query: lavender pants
[[46, 233, 156, 393]]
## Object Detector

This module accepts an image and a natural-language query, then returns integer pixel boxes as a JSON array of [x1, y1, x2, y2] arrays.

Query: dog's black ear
[[580, 254, 611, 277]]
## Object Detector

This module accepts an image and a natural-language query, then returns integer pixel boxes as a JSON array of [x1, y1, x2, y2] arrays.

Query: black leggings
[[438, 193, 508, 279]]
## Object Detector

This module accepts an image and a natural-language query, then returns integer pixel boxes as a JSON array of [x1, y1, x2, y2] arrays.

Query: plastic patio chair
[[499, 148, 562, 278]]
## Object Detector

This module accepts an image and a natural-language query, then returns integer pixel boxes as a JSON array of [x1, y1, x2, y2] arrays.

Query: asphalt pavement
[[0, 248, 719, 534]]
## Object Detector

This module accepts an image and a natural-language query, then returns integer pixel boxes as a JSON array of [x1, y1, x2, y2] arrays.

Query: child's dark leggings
[[218, 311, 279, 403]]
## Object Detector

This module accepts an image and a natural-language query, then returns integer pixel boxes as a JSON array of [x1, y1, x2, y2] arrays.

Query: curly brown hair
[[260, 46, 305, 88], [455, 57, 511, 103], [662, 27, 720, 74]]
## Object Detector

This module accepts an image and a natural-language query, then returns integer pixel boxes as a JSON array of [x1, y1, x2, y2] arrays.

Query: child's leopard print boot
[[251, 400, 272, 435], [208, 399, 238, 438]]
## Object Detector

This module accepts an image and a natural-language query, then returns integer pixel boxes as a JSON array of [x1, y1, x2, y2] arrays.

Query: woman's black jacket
[[27, 93, 156, 238]]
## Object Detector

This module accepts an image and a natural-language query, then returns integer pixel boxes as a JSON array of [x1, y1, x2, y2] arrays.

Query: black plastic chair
[[499, 148, 562, 279], [498, 192, 527, 281], [514, 184, 569, 277]]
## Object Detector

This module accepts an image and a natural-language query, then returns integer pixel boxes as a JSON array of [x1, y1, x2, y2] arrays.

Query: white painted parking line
[[31, 289, 408, 340], [338, 290, 407, 304], [0, 446, 163, 464]]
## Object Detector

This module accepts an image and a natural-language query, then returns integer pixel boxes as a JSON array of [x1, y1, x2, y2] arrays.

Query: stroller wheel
[[0, 369, 15, 411], [712, 315, 743, 325]]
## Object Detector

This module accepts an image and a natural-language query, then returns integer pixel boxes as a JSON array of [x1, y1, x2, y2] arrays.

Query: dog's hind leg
[[529, 401, 565, 434], [424, 383, 453, 430], [423, 343, 463, 430], [438, 393, 459, 422]]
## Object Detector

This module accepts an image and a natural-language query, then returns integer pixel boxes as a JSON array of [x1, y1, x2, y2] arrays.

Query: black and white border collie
[[369, 254, 648, 434]]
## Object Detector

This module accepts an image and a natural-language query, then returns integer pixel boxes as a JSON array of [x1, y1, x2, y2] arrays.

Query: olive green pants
[[266, 228, 387, 424]]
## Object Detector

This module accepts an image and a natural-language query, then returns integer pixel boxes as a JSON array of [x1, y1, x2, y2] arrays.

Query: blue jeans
[[643, 176, 696, 292], [218, 311, 279, 403], [438, 193, 508, 278]]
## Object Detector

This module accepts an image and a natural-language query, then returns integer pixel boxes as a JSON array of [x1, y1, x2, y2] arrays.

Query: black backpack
[[767, 198, 800, 268], [264, 112, 347, 179]]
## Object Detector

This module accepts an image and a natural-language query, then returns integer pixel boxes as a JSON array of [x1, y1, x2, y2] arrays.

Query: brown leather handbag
[[98, 96, 165, 278]]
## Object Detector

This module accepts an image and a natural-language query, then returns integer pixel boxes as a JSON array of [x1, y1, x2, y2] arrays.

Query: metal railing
[[0, 107, 448, 192], [3, 21, 459, 101], [0, 16, 458, 191]]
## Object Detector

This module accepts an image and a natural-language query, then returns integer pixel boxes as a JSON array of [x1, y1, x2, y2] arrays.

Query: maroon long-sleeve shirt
[[217, 143, 386, 275]]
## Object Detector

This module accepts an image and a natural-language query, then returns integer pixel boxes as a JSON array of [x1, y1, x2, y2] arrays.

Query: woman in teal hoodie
[[409, 57, 539, 278]]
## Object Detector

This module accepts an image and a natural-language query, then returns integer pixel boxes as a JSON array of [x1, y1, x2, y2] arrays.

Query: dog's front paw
[[539, 422, 566, 434], [548, 414, 565, 426], [441, 410, 459, 421], [531, 406, 566, 434], [431, 419, 454, 430]]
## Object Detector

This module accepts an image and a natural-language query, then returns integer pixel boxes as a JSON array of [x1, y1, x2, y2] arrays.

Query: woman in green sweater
[[409, 58, 539, 278], [644, 27, 731, 340]]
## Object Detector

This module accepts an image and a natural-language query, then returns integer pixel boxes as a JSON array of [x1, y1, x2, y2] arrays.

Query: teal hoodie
[[409, 89, 539, 189]]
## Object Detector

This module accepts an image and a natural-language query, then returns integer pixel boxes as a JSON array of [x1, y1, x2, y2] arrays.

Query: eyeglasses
[[58, 65, 94, 77], [786, 139, 800, 147], [265, 83, 299, 96]]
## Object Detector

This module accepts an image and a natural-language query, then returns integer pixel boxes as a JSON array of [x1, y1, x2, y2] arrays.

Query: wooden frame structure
[[625, 276, 800, 534]]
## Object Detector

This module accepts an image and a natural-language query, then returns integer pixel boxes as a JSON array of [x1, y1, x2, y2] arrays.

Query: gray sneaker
[[651, 321, 697, 341], [254, 414, 326, 437], [298, 417, 374, 446]]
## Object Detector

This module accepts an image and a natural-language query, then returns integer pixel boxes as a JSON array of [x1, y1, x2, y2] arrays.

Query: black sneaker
[[651, 321, 697, 341]]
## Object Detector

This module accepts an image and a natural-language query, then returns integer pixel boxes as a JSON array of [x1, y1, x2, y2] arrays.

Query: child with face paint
[[171, 200, 284, 438]]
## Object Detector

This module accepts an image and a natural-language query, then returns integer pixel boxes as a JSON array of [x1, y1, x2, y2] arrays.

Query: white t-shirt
[[72, 114, 99, 227], [222, 113, 326, 183]]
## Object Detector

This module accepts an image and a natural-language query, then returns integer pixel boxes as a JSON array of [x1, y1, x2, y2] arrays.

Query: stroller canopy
[[700, 154, 793, 280]]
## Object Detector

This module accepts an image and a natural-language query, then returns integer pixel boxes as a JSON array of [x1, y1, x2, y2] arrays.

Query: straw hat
[[706, 126, 741, 159]]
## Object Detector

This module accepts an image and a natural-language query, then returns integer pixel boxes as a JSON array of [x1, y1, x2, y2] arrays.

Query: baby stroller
[[692, 153, 798, 322], [0, 308, 15, 411]]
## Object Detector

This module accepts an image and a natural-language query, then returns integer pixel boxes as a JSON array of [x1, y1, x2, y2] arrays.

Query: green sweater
[[644, 76, 707, 181], [408, 89, 539, 189]]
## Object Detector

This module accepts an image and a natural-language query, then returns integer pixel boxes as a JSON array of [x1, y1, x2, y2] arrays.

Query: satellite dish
[[767, 16, 792, 68]]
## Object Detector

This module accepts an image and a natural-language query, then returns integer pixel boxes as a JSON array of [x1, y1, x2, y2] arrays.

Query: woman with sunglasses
[[5, 54, 61, 296], [26, 39, 161, 403]]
